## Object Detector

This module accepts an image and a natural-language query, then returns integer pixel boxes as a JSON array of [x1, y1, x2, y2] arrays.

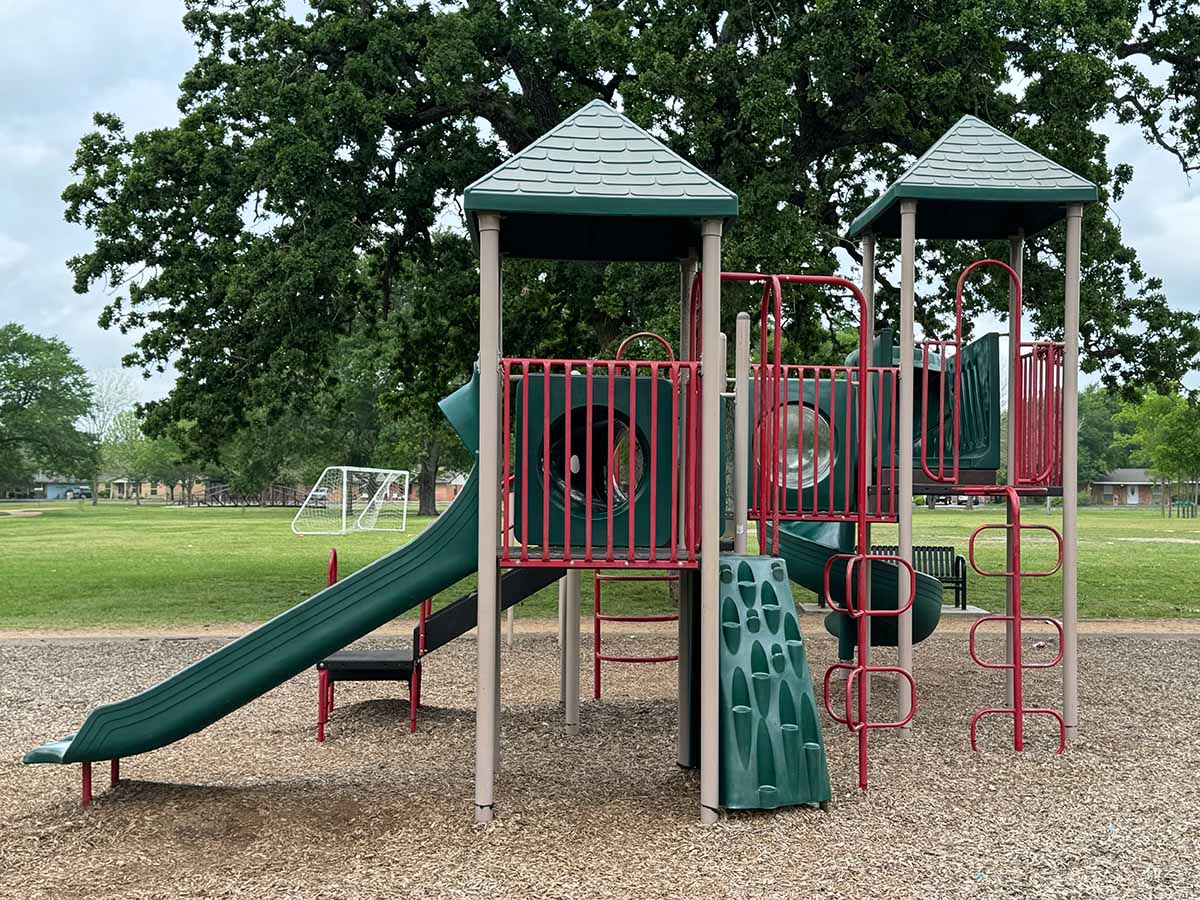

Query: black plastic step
[[418, 567, 565, 655]]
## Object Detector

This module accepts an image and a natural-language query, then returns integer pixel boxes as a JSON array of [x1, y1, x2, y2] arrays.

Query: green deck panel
[[463, 100, 737, 261], [718, 554, 831, 809], [847, 115, 1098, 240], [767, 522, 943, 660]]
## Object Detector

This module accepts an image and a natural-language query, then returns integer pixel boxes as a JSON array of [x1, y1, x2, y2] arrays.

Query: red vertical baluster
[[649, 362, 659, 562], [607, 364, 616, 562], [521, 362, 530, 562], [563, 362, 572, 562], [669, 365, 679, 564], [502, 360, 512, 562], [628, 362, 636, 562], [542, 362, 551, 561], [585, 363, 594, 563]]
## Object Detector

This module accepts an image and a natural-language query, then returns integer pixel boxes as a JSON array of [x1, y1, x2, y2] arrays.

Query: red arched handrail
[[614, 331, 675, 362]]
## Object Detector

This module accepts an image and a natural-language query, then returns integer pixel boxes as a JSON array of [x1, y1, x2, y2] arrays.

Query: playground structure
[[24, 104, 1092, 822]]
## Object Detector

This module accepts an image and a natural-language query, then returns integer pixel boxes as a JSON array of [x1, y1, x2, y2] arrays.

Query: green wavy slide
[[769, 521, 943, 660], [26, 375, 488, 767]]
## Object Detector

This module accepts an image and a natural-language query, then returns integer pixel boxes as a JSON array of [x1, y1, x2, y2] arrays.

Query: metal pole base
[[474, 804, 494, 824]]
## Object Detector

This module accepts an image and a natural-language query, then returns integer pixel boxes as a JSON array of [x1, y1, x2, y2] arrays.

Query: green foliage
[[60, 0, 1200, 482], [0, 323, 96, 486], [1078, 384, 1132, 483], [1116, 389, 1200, 493]]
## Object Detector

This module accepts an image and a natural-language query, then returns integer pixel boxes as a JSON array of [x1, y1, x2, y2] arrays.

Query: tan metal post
[[564, 567, 581, 736], [734, 312, 751, 554], [474, 212, 502, 824], [1062, 205, 1083, 737], [897, 201, 916, 734], [557, 576, 567, 705], [699, 218, 723, 823], [677, 252, 698, 767], [1006, 231, 1024, 706]]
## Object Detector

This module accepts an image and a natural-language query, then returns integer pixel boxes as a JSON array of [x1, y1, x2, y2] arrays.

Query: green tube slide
[[26, 375, 487, 767], [769, 521, 943, 659]]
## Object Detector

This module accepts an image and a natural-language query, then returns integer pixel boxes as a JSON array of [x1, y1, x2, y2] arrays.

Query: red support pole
[[327, 548, 338, 587], [317, 668, 329, 743], [81, 762, 92, 809], [111, 758, 120, 787]]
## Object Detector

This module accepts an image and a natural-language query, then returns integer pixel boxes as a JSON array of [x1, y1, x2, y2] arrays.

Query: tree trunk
[[91, 476, 99, 507], [417, 439, 442, 516]]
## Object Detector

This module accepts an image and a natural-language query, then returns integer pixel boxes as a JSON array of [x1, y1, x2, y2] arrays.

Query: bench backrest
[[870, 544, 961, 579]]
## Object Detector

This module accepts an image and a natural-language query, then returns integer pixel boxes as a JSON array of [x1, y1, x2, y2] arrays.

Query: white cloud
[[0, 232, 30, 268]]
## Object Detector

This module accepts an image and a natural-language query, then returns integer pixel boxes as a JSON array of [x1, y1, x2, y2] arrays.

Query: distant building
[[1087, 468, 1197, 506], [435, 472, 468, 503]]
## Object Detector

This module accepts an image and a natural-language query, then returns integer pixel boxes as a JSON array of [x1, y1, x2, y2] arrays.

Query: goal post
[[291, 466, 412, 536]]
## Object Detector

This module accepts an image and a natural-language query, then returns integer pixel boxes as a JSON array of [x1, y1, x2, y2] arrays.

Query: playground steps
[[718, 554, 830, 809]]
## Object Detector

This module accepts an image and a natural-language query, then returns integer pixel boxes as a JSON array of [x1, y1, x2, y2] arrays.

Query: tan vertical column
[[564, 568, 580, 736], [1062, 205, 1083, 738], [699, 219, 723, 823], [1006, 231, 1024, 706], [861, 233, 876, 712], [474, 212, 502, 824], [677, 252, 698, 768], [897, 201, 916, 734]]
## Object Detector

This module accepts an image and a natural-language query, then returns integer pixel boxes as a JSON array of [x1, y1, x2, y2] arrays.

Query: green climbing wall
[[719, 554, 831, 809]]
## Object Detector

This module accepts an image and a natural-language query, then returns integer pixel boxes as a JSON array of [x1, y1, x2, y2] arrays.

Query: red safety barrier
[[592, 573, 680, 699], [960, 485, 1066, 753], [499, 354, 701, 569], [1014, 341, 1064, 487], [747, 363, 898, 525]]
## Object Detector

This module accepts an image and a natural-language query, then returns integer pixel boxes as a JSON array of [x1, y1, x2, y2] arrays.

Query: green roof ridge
[[464, 100, 737, 221], [848, 114, 1098, 238]]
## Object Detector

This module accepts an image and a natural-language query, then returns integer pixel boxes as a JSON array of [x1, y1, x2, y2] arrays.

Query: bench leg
[[317, 669, 329, 743]]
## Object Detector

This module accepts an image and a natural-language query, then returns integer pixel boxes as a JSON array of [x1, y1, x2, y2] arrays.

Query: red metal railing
[[961, 485, 1066, 753], [748, 364, 898, 527], [1014, 341, 1064, 487], [820, 552, 919, 789], [592, 572, 680, 698], [499, 354, 701, 569], [919, 259, 1063, 488]]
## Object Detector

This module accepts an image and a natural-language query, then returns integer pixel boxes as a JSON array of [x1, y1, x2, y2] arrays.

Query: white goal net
[[291, 467, 411, 535]]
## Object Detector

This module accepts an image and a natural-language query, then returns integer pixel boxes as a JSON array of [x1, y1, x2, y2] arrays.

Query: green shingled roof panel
[[847, 115, 1098, 240], [464, 100, 738, 222]]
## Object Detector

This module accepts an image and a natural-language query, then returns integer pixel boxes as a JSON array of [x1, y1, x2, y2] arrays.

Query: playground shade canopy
[[464, 100, 737, 261], [847, 115, 1098, 240]]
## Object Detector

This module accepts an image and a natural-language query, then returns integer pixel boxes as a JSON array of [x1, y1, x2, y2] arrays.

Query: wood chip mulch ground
[[2, 620, 1197, 899]]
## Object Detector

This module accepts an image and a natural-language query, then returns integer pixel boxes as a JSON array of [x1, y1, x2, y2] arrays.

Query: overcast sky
[[2, 1, 1196, 405]]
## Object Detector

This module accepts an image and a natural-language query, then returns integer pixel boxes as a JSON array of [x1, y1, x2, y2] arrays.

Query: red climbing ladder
[[961, 485, 1066, 753], [819, 551, 918, 788]]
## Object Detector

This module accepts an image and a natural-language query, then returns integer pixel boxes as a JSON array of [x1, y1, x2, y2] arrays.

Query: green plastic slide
[[25, 466, 482, 765], [26, 373, 489, 767], [768, 521, 943, 660], [718, 554, 831, 809]]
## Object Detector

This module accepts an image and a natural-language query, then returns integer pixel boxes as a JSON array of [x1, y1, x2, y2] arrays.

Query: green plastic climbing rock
[[718, 554, 831, 809]]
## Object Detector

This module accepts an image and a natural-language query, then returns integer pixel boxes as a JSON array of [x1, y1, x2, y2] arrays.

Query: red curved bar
[[615, 331, 675, 363]]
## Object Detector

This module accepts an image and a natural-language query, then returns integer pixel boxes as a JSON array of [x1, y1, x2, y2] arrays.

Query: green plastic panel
[[718, 554, 831, 810]]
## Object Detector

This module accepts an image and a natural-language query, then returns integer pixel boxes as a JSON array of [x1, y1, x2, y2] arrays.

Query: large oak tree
[[63, 0, 1200, 492]]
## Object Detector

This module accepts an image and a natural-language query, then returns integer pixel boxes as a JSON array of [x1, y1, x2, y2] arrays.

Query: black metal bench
[[871, 544, 968, 609]]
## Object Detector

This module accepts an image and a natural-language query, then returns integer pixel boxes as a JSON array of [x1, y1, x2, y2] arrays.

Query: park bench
[[870, 544, 968, 610]]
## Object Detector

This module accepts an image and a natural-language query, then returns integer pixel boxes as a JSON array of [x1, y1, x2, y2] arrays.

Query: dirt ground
[[2, 619, 1197, 899]]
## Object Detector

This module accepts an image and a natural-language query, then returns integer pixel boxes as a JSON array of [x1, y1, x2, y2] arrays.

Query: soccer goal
[[291, 467, 412, 535]]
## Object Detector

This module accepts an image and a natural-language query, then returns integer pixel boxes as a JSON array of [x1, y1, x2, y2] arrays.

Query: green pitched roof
[[463, 100, 737, 261], [847, 115, 1098, 240]]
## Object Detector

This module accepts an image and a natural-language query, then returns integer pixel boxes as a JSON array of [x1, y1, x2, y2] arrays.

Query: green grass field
[[0, 501, 1196, 629]]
